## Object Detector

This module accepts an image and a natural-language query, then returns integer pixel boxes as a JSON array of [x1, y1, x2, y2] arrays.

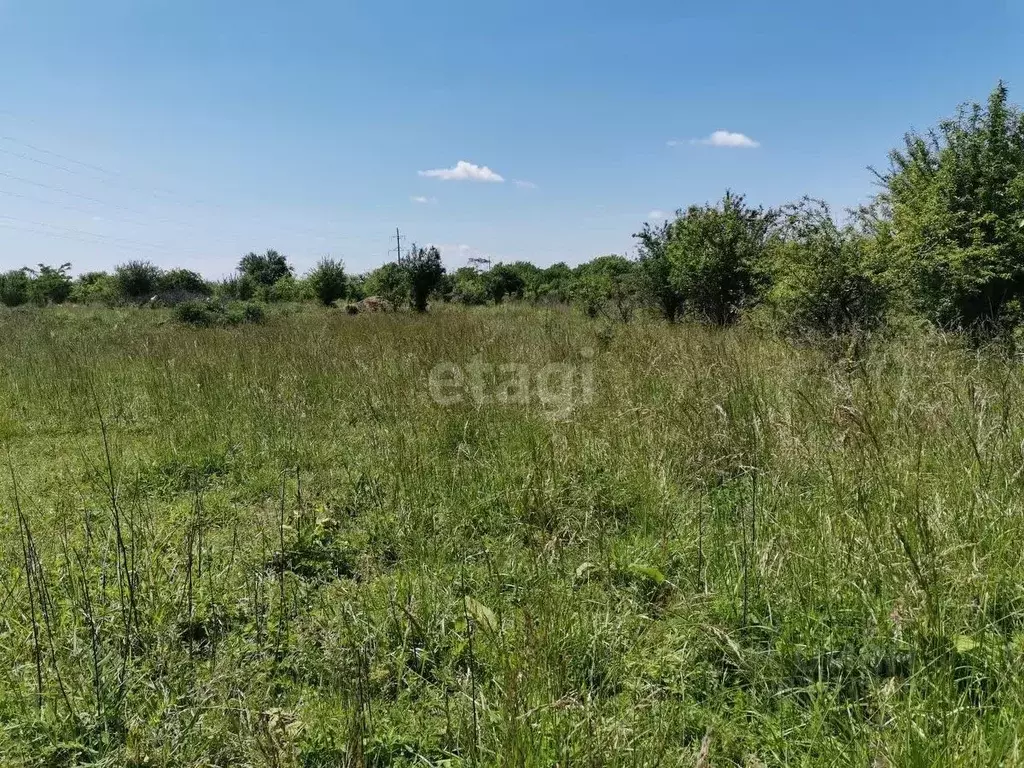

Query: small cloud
[[419, 160, 504, 182], [648, 209, 669, 221], [690, 130, 760, 148], [666, 140, 681, 147], [410, 195, 437, 204], [514, 179, 537, 189]]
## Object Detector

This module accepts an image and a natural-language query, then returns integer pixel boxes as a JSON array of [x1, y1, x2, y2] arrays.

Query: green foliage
[[0, 269, 30, 307], [215, 273, 257, 301], [405, 246, 445, 312], [160, 268, 211, 296], [226, 300, 267, 325], [536, 262, 574, 303], [172, 299, 267, 327], [238, 249, 293, 287], [635, 218, 685, 321], [172, 299, 220, 326], [571, 255, 637, 319], [668, 191, 778, 324], [25, 263, 73, 305], [363, 262, 409, 307], [483, 263, 526, 304], [766, 199, 890, 335], [880, 82, 1024, 334], [451, 266, 488, 305], [114, 260, 163, 303], [70, 271, 118, 305], [306, 258, 348, 306]]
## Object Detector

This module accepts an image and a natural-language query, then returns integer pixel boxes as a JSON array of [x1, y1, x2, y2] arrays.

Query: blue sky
[[0, 0, 1021, 276]]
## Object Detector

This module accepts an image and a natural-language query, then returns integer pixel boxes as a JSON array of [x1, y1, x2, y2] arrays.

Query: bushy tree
[[216, 273, 257, 301], [668, 192, 777, 325], [160, 268, 211, 296], [307, 258, 348, 305], [27, 263, 73, 305], [878, 82, 1024, 334], [238, 249, 292, 287], [363, 263, 408, 308], [635, 218, 685, 321], [0, 269, 30, 307], [536, 262, 574, 303], [570, 255, 637, 318], [405, 246, 445, 312], [114, 260, 163, 303], [484, 263, 527, 304], [70, 271, 117, 305], [767, 198, 889, 335], [451, 267, 488, 305]]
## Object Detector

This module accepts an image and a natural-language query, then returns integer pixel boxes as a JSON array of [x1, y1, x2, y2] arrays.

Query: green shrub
[[26, 263, 73, 305], [879, 82, 1024, 335], [307, 258, 348, 306], [0, 269, 30, 307], [767, 198, 889, 336], [225, 301, 267, 325], [70, 272, 117, 305], [114, 260, 163, 303], [160, 269, 211, 296], [667, 191, 777, 324], [173, 300, 220, 326]]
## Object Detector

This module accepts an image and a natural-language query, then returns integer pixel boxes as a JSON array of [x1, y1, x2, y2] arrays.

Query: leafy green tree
[[635, 218, 685, 321], [0, 269, 30, 307], [307, 258, 348, 305], [114, 260, 163, 303], [877, 82, 1024, 334], [570, 255, 637, 318], [160, 269, 211, 296], [238, 249, 293, 287], [405, 246, 445, 312], [536, 262, 573, 303], [363, 262, 409, 308], [668, 191, 777, 325], [451, 267, 488, 305], [70, 271, 117, 305], [484, 263, 527, 303], [767, 198, 889, 335], [216, 274, 257, 301], [27, 263, 73, 305]]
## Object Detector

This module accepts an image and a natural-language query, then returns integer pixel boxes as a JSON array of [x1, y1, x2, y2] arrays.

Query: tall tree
[[238, 249, 293, 287], [405, 246, 445, 312], [635, 218, 685, 322], [878, 82, 1024, 333], [668, 191, 777, 325]]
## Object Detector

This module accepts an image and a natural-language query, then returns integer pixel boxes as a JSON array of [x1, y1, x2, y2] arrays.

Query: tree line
[[3, 83, 1024, 338]]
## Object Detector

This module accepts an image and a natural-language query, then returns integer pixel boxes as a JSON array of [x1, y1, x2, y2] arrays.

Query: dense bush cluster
[[4, 84, 1024, 340]]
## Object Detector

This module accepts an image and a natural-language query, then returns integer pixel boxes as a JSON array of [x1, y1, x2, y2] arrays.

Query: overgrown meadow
[[2, 304, 1024, 766]]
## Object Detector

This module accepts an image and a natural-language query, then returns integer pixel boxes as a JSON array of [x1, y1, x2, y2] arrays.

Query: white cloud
[[648, 209, 669, 221], [410, 195, 437, 204], [690, 130, 760, 148], [418, 160, 505, 182], [513, 179, 537, 189]]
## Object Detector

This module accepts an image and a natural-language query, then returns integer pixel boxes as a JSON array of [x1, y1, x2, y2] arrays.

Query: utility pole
[[392, 227, 404, 264]]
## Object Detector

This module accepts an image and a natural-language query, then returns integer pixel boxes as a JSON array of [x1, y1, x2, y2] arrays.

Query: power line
[[0, 214, 204, 254], [0, 221, 163, 253], [0, 131, 358, 245]]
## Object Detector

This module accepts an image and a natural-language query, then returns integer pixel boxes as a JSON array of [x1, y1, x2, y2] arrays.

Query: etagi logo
[[428, 350, 595, 419]]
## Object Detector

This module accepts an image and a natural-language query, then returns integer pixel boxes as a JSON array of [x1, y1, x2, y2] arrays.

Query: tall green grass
[[1, 303, 1024, 766]]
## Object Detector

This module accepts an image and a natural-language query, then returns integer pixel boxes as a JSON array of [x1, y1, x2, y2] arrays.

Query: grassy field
[[2, 304, 1024, 766]]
